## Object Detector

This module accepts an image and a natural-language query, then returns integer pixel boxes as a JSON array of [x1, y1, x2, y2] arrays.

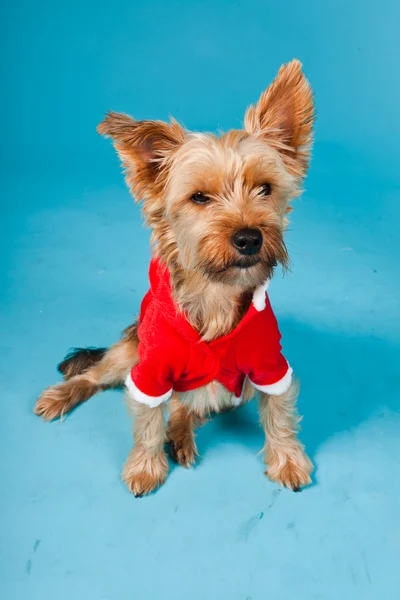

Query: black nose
[[231, 228, 263, 256]]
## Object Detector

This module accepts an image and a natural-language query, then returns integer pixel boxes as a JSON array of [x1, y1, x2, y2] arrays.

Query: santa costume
[[125, 257, 292, 408]]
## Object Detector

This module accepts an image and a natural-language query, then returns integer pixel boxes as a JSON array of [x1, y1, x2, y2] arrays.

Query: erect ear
[[244, 60, 314, 178], [97, 112, 186, 200]]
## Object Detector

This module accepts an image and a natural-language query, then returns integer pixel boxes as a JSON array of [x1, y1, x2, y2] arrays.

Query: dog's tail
[[58, 347, 108, 380], [34, 324, 139, 421]]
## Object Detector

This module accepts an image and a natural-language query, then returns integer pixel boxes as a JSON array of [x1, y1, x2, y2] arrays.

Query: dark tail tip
[[58, 347, 107, 380]]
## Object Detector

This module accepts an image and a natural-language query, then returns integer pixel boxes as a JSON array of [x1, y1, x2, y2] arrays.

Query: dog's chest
[[177, 378, 254, 416]]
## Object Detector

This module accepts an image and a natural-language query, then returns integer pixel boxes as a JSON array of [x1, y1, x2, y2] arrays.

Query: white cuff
[[250, 367, 293, 396], [125, 375, 172, 408]]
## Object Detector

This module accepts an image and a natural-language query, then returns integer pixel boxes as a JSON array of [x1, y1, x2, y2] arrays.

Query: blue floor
[[1, 2, 400, 599]]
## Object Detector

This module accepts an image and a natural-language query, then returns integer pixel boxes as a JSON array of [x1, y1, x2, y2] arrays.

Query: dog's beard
[[198, 228, 289, 287], [208, 255, 263, 274], [202, 257, 277, 286]]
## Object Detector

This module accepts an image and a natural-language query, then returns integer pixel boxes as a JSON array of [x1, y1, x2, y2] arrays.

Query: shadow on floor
[[192, 318, 400, 467]]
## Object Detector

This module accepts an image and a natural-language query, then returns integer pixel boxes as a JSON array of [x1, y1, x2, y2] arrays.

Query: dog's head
[[98, 60, 314, 292]]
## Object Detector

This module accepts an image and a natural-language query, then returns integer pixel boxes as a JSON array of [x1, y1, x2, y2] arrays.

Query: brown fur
[[58, 347, 107, 380], [167, 395, 204, 467], [35, 329, 139, 420], [35, 60, 315, 496], [259, 380, 313, 491], [123, 401, 168, 497]]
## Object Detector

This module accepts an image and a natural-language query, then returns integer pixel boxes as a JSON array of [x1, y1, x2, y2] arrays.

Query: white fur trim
[[252, 279, 270, 311], [231, 394, 243, 407], [125, 375, 172, 408], [250, 366, 293, 396]]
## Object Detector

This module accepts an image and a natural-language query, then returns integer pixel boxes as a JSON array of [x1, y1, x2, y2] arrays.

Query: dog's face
[[98, 60, 314, 291], [162, 131, 294, 289]]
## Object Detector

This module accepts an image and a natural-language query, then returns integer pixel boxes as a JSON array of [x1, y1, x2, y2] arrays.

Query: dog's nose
[[231, 228, 263, 256]]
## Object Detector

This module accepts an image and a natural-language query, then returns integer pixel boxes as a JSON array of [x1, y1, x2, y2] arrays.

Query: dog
[[35, 59, 315, 497]]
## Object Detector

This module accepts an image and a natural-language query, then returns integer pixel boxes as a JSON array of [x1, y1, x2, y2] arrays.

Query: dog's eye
[[259, 183, 272, 197], [191, 192, 211, 205]]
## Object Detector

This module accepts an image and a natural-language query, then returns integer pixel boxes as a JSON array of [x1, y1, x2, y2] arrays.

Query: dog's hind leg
[[34, 324, 139, 421], [167, 396, 202, 468]]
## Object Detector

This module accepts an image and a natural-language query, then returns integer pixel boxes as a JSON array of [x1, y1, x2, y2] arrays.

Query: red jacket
[[125, 257, 292, 407]]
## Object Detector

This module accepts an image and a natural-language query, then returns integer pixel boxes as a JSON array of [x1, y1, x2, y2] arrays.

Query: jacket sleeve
[[241, 295, 293, 396], [125, 357, 174, 408], [125, 312, 186, 408]]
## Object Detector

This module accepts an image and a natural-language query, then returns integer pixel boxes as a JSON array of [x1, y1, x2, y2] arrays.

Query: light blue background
[[1, 1, 399, 599]]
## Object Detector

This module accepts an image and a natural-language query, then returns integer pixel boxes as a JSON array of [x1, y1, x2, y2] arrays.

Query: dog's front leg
[[122, 401, 168, 497], [259, 380, 313, 491]]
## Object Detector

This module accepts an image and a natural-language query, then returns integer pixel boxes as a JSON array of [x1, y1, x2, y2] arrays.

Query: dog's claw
[[168, 440, 196, 468], [265, 449, 313, 492]]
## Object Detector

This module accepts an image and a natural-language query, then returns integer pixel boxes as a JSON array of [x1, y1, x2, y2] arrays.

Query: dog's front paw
[[265, 446, 313, 492], [122, 450, 168, 497]]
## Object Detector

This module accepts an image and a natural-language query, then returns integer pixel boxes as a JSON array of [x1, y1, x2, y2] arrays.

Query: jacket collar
[[149, 256, 269, 344]]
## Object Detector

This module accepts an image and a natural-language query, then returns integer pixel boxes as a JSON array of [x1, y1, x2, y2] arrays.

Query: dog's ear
[[98, 112, 186, 200], [244, 60, 314, 178]]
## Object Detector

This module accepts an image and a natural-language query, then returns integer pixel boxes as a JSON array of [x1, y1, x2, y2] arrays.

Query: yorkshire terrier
[[35, 59, 315, 497]]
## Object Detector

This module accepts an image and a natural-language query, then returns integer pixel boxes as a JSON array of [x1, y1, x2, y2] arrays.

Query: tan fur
[[259, 380, 313, 491], [35, 60, 315, 495], [123, 400, 168, 496], [166, 395, 200, 468], [59, 348, 107, 380], [35, 333, 139, 420], [244, 59, 314, 179]]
